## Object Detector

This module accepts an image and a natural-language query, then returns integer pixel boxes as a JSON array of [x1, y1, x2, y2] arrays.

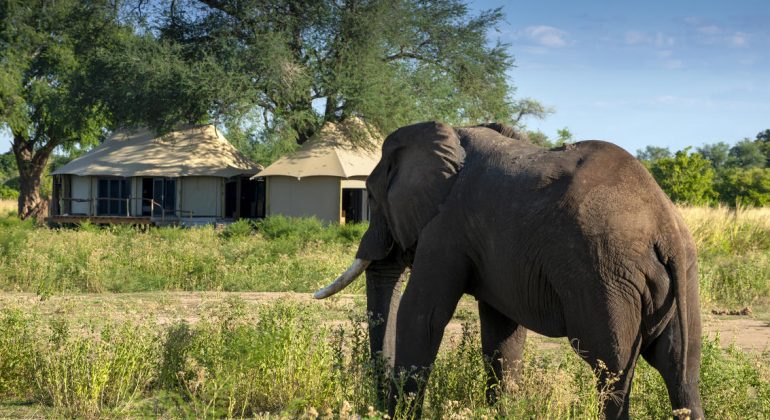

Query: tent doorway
[[225, 177, 266, 219], [342, 188, 367, 224], [141, 178, 176, 217]]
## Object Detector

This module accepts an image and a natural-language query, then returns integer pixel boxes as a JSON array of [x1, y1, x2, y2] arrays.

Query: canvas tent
[[255, 117, 382, 224], [50, 125, 263, 225]]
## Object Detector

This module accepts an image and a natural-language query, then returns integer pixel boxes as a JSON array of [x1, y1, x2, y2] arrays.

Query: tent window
[[97, 178, 130, 216]]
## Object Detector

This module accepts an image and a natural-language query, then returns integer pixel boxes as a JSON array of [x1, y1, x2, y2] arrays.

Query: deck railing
[[55, 197, 194, 220]]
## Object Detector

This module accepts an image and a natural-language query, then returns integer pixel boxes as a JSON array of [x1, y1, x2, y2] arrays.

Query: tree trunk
[[12, 134, 52, 221]]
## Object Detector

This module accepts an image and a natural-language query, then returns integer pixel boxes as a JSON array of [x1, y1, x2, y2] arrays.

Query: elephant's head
[[314, 121, 466, 298], [314, 121, 523, 298]]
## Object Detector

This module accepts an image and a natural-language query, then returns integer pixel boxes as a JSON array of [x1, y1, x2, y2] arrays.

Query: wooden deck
[[47, 215, 153, 225]]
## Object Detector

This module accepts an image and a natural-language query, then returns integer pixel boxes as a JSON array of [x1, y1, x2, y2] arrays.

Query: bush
[[254, 215, 327, 241], [0, 186, 18, 200], [220, 219, 255, 239], [0, 309, 37, 399], [160, 299, 340, 417], [34, 321, 160, 418], [715, 167, 770, 207], [649, 149, 717, 205]]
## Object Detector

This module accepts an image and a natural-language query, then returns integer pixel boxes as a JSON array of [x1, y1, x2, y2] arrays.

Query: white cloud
[[729, 33, 748, 47], [624, 31, 674, 48], [625, 31, 647, 45], [697, 25, 722, 35], [520, 26, 569, 47]]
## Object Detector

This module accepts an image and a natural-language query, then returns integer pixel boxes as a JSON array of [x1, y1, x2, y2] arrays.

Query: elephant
[[314, 121, 703, 419]]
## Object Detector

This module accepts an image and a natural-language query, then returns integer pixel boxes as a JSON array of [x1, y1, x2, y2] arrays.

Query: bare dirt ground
[[0, 291, 768, 353]]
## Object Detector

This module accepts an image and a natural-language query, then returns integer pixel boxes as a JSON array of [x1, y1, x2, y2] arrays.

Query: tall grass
[[680, 206, 770, 306], [0, 215, 362, 295], [0, 301, 767, 418], [0, 208, 767, 306]]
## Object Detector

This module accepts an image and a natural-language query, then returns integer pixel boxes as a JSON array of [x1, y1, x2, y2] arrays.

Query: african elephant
[[315, 121, 703, 419]]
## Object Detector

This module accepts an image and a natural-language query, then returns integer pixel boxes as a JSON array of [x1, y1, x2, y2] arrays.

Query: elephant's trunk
[[313, 258, 371, 299]]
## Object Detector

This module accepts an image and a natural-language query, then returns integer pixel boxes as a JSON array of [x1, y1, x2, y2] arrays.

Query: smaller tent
[[50, 125, 263, 224], [255, 117, 382, 224]]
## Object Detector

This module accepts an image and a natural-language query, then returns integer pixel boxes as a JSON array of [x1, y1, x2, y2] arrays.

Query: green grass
[[0, 215, 363, 295], [2, 207, 767, 308], [0, 300, 767, 419]]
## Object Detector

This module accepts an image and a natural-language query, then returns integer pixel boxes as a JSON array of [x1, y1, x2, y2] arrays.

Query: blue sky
[[2, 0, 768, 155], [475, 0, 770, 153]]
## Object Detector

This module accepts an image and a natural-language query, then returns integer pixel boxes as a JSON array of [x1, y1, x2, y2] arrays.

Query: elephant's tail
[[655, 241, 689, 379]]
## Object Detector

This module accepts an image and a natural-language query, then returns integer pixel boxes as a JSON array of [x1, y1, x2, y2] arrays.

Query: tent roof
[[255, 117, 382, 179], [52, 125, 262, 178]]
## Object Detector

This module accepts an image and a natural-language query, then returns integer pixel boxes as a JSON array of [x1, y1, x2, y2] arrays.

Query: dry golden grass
[[0, 200, 15, 216], [679, 205, 770, 234]]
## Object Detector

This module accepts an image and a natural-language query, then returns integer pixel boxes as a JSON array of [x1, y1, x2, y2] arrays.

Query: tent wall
[[266, 176, 341, 223], [181, 176, 223, 217]]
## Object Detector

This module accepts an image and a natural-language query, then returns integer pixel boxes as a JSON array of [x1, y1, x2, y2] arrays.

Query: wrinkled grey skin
[[318, 121, 703, 419]]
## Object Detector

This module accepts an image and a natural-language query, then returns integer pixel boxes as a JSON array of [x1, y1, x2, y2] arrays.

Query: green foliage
[[220, 219, 255, 239], [526, 130, 553, 148], [697, 141, 731, 169], [161, 300, 339, 417], [649, 148, 717, 205], [0, 185, 17, 200], [636, 145, 672, 162], [6, 298, 770, 418], [1, 300, 769, 418], [0, 216, 362, 294], [33, 320, 159, 418], [0, 0, 118, 217], [0, 309, 36, 399], [555, 127, 573, 146], [112, 0, 541, 147], [727, 138, 766, 169], [715, 168, 770, 207]]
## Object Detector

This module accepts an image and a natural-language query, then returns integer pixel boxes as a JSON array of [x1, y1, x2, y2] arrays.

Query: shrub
[[715, 167, 770, 207], [220, 219, 255, 239], [649, 148, 717, 205], [160, 299, 340, 417], [0, 186, 18, 200], [0, 309, 37, 399], [33, 320, 160, 418]]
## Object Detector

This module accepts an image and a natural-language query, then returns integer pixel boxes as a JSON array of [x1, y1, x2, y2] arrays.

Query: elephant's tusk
[[313, 259, 371, 299]]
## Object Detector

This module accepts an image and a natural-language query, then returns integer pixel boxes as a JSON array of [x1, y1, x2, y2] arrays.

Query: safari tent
[[254, 117, 382, 224], [49, 125, 263, 225]]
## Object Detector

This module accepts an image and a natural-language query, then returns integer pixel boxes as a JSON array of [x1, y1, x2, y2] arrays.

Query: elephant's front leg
[[479, 301, 527, 404], [365, 255, 406, 411], [388, 244, 469, 418]]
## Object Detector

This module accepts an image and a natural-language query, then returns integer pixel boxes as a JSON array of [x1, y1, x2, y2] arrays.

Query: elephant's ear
[[372, 121, 465, 251]]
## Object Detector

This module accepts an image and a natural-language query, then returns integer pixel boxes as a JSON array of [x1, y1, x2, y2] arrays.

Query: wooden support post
[[235, 177, 242, 219]]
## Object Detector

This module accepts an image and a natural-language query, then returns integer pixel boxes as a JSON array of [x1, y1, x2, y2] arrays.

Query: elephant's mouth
[[313, 258, 371, 299]]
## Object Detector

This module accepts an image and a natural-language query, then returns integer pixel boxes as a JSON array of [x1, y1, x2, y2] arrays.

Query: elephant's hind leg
[[478, 301, 527, 404], [641, 313, 704, 419], [565, 298, 643, 419]]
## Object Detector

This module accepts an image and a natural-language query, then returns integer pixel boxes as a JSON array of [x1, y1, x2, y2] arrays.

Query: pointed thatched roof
[[255, 117, 382, 179], [52, 125, 261, 178]]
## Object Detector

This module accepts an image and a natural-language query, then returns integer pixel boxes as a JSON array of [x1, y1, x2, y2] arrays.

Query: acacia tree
[[120, 0, 540, 144], [0, 0, 120, 219]]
